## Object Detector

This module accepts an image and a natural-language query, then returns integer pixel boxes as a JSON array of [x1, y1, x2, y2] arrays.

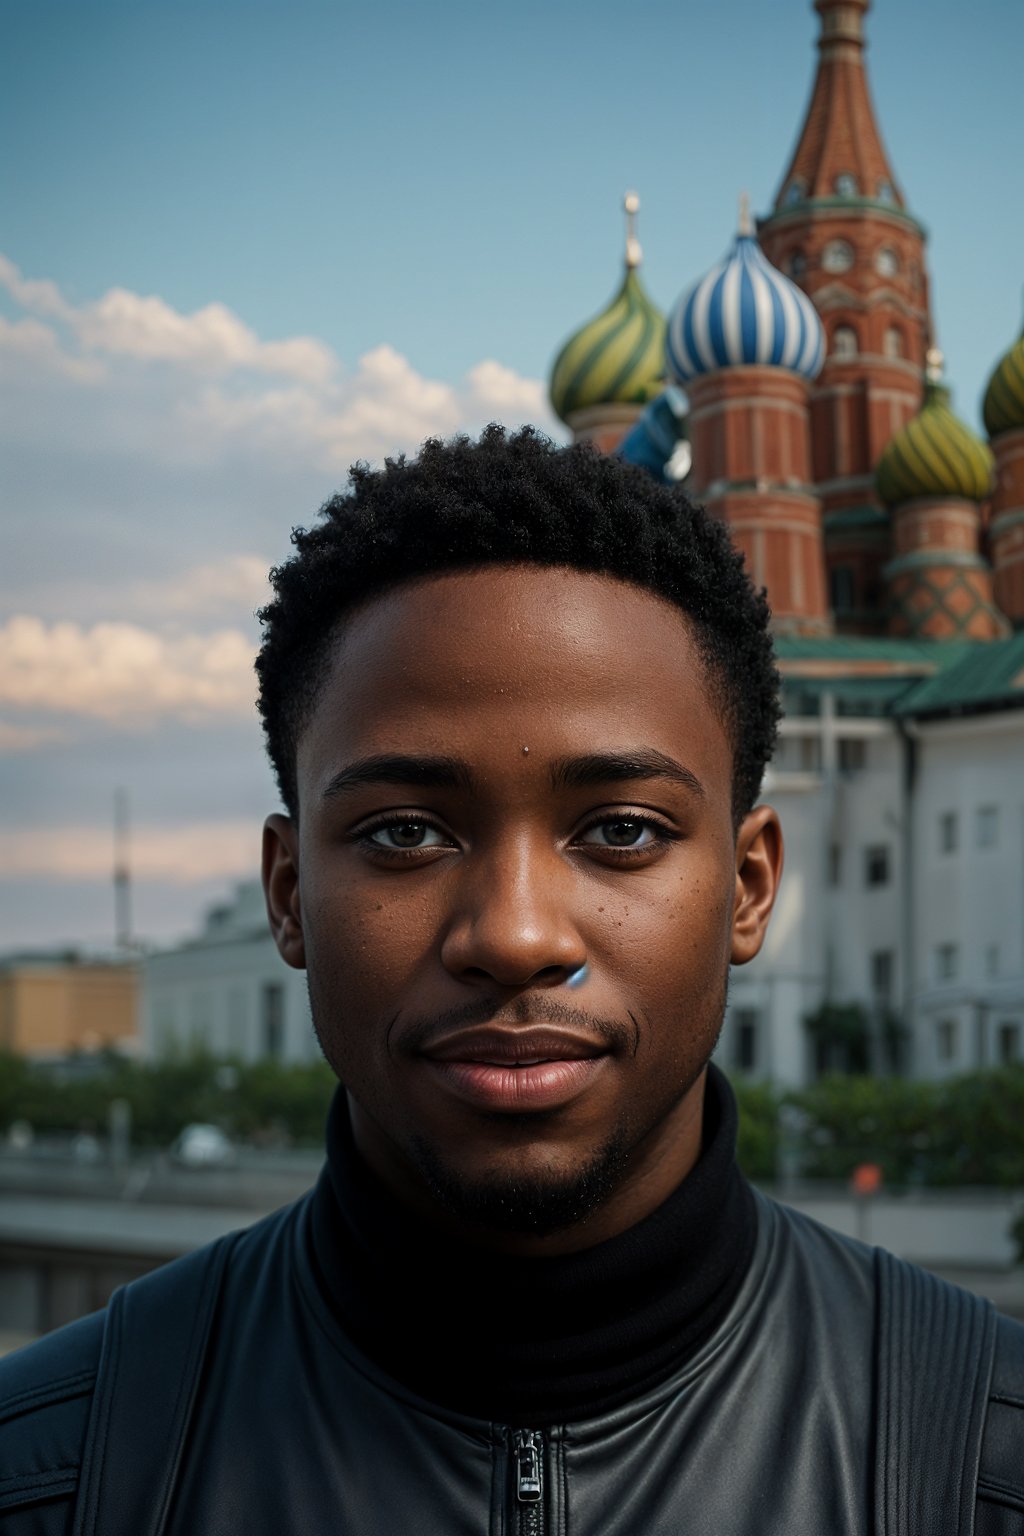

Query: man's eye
[[580, 819, 658, 849], [368, 821, 448, 850]]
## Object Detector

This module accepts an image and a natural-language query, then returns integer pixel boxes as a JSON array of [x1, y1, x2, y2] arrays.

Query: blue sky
[[2, 0, 1022, 950]]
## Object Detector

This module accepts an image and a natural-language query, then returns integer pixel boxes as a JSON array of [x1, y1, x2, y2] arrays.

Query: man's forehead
[[299, 566, 732, 797], [326, 564, 702, 674]]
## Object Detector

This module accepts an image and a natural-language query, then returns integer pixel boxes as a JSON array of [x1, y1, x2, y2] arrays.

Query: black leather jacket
[[2, 1188, 1023, 1534]]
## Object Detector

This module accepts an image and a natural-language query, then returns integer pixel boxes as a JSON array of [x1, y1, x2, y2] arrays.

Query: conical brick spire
[[774, 0, 901, 211], [759, 0, 934, 636]]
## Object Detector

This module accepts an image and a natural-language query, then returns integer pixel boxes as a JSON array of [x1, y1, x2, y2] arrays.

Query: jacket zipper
[[512, 1428, 545, 1535]]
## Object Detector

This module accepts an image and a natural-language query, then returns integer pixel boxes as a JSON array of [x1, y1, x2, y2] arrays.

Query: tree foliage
[[3, 1052, 1024, 1188]]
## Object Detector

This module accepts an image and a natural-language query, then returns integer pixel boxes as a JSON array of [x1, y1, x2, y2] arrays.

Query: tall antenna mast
[[114, 787, 132, 951]]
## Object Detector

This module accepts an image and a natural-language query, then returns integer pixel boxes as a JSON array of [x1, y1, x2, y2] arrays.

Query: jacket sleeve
[[976, 1310, 1024, 1533], [0, 1311, 104, 1533]]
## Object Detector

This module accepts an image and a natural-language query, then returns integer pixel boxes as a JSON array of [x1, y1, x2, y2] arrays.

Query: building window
[[883, 326, 904, 358], [876, 247, 900, 279], [870, 950, 894, 1002], [936, 1018, 958, 1062], [998, 1022, 1021, 1066], [227, 988, 247, 1057], [733, 1009, 760, 1073], [985, 943, 1000, 979], [832, 325, 858, 358], [838, 738, 867, 773], [865, 845, 890, 887], [939, 811, 958, 854], [784, 180, 805, 207], [822, 239, 855, 275], [976, 806, 999, 848], [877, 179, 897, 205], [262, 982, 285, 1059], [799, 736, 822, 773], [787, 249, 807, 279], [835, 173, 859, 197], [936, 943, 958, 981], [830, 565, 855, 609], [828, 843, 842, 887], [189, 990, 212, 1049]]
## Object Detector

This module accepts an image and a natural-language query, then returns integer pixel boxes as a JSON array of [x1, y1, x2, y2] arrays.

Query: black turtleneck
[[308, 1063, 756, 1426]]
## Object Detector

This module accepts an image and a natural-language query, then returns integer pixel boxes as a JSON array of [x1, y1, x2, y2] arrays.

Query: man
[[2, 427, 1022, 1533]]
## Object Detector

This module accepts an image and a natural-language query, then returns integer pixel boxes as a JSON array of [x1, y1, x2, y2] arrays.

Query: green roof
[[772, 633, 1024, 719], [775, 636, 971, 666], [891, 631, 1024, 717], [774, 635, 988, 718], [822, 504, 889, 532]]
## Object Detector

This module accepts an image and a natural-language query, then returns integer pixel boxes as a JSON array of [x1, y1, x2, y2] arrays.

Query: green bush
[[732, 1079, 781, 1182], [0, 1049, 336, 1149], [790, 1068, 1024, 1186], [3, 1051, 1024, 1186]]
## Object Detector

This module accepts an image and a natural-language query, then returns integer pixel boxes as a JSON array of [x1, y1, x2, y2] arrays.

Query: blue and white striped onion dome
[[666, 231, 825, 385]]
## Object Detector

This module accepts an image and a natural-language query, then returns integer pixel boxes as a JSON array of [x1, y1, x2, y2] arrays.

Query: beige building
[[0, 954, 139, 1059]]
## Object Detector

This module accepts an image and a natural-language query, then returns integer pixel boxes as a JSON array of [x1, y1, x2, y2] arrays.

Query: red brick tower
[[665, 200, 829, 634], [983, 322, 1024, 626], [758, 0, 933, 634], [876, 352, 1003, 640]]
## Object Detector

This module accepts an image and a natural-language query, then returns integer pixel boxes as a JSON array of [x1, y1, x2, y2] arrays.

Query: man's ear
[[262, 814, 306, 970], [730, 804, 783, 966]]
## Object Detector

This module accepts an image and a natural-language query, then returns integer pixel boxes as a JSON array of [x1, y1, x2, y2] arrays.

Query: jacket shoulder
[[0, 1310, 104, 1525], [977, 1310, 1024, 1524]]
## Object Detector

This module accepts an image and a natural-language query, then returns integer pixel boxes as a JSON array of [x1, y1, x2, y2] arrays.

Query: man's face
[[264, 566, 780, 1251]]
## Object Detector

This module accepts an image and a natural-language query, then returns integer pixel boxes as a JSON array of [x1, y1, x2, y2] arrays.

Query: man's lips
[[418, 1027, 610, 1113], [423, 1026, 607, 1066]]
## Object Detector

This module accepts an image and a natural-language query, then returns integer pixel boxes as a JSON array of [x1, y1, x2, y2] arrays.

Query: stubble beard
[[407, 1119, 634, 1238]]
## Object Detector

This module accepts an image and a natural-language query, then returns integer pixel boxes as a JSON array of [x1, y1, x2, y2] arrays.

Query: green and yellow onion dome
[[549, 264, 666, 426], [876, 356, 994, 506], [982, 328, 1024, 438]]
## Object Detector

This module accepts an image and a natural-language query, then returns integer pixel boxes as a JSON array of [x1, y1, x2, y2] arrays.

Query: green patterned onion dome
[[549, 195, 665, 426], [982, 329, 1024, 438], [876, 361, 994, 505]]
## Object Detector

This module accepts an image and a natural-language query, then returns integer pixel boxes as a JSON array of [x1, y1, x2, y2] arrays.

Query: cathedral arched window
[[787, 249, 807, 279], [832, 325, 858, 359], [835, 173, 859, 198], [877, 179, 897, 205], [822, 239, 855, 274], [883, 326, 904, 358], [830, 566, 856, 610], [784, 180, 805, 207], [875, 247, 900, 279]]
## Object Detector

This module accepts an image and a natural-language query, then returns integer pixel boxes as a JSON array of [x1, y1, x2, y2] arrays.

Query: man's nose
[[439, 839, 587, 988]]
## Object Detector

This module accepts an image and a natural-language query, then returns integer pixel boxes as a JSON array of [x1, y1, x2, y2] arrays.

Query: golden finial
[[624, 190, 642, 268], [738, 190, 753, 238]]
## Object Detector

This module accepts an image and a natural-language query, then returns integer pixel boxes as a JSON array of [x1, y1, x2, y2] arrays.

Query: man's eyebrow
[[551, 750, 706, 798], [321, 754, 475, 799]]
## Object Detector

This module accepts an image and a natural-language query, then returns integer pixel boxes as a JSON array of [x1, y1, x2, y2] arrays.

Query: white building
[[141, 881, 315, 1064], [721, 631, 1024, 1086]]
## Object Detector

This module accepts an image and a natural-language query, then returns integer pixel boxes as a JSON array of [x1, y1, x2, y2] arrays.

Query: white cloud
[[0, 255, 73, 321], [0, 255, 333, 383], [132, 555, 273, 620], [0, 314, 104, 382], [0, 820, 261, 883], [0, 253, 559, 485], [0, 616, 256, 723], [466, 358, 549, 419]]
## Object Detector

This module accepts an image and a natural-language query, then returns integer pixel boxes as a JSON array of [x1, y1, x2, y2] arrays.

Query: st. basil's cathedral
[[549, 0, 1024, 646], [543, 0, 1024, 1086]]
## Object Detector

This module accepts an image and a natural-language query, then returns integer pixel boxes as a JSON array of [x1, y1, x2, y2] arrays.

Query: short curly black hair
[[256, 425, 779, 825]]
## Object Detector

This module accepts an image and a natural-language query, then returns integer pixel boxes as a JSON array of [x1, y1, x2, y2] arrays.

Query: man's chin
[[407, 1129, 631, 1240]]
